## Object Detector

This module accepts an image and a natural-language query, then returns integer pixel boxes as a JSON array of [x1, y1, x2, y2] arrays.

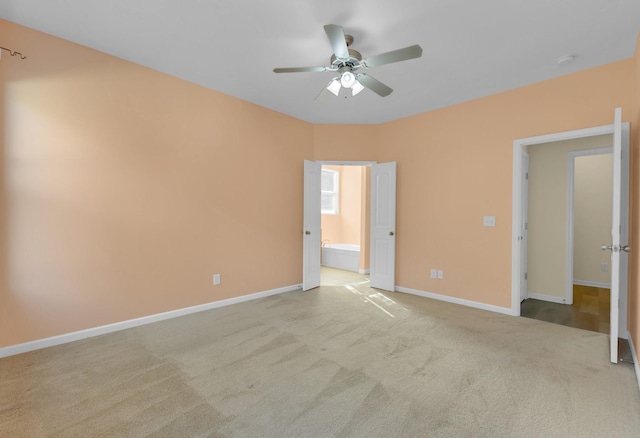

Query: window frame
[[321, 168, 339, 215]]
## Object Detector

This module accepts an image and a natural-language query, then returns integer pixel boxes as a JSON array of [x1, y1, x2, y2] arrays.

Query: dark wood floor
[[521, 285, 633, 363], [522, 285, 610, 333]]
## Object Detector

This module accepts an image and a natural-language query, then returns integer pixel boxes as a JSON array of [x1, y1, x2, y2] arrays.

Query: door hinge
[[526, 172, 529, 180], [525, 222, 528, 230], [524, 273, 528, 280]]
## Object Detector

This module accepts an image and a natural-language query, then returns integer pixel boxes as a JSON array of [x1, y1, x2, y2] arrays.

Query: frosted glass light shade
[[352, 80, 365, 96], [340, 71, 356, 88], [327, 79, 341, 96]]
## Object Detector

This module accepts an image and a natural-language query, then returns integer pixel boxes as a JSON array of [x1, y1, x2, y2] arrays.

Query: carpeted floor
[[1, 268, 639, 437]]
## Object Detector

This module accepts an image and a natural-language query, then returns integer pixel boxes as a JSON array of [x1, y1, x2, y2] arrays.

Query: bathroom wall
[[573, 153, 613, 286], [321, 165, 364, 245]]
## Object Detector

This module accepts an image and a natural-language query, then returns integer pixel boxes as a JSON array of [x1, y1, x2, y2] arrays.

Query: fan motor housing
[[330, 49, 362, 70], [330, 35, 362, 70]]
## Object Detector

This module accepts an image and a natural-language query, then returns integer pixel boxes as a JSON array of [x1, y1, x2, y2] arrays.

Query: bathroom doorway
[[320, 164, 371, 286]]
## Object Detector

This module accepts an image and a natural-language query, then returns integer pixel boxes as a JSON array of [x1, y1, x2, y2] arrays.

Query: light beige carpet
[[1, 268, 639, 437]]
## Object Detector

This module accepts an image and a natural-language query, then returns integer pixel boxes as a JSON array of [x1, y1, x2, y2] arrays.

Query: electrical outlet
[[437, 270, 444, 279], [213, 274, 221, 285], [430, 269, 437, 279], [600, 263, 608, 272], [483, 216, 496, 227]]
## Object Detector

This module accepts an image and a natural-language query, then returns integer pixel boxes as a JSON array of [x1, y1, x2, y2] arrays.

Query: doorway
[[303, 160, 397, 292], [511, 110, 630, 363], [524, 140, 612, 303], [320, 164, 370, 282], [521, 143, 613, 333]]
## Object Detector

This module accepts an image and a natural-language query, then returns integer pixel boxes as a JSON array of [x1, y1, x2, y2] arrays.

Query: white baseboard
[[395, 286, 514, 316], [628, 334, 640, 393], [573, 280, 611, 289], [358, 269, 370, 274], [527, 292, 567, 304], [0, 284, 302, 359]]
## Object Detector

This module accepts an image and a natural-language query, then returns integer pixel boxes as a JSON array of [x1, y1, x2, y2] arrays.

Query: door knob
[[305, 231, 311, 235], [389, 231, 395, 236], [621, 245, 632, 253], [601, 244, 613, 251]]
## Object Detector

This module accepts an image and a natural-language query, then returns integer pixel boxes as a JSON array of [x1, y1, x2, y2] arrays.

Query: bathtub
[[322, 243, 360, 272]]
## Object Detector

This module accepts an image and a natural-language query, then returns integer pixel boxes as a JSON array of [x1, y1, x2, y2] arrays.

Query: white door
[[618, 120, 630, 341], [370, 162, 397, 291], [606, 107, 630, 363], [520, 151, 529, 302], [303, 160, 321, 291]]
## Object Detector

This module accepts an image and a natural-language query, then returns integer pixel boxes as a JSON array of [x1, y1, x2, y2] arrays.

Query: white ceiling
[[1, 0, 639, 124]]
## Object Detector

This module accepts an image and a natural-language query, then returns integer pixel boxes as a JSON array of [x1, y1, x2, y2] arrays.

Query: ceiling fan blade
[[273, 66, 328, 73], [324, 24, 349, 59], [356, 74, 393, 97], [363, 44, 423, 68]]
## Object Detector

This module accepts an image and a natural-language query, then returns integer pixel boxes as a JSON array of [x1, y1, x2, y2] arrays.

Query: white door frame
[[511, 122, 630, 327], [566, 147, 613, 305], [519, 150, 529, 302]]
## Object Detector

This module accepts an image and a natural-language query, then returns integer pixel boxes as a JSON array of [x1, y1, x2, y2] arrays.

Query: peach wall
[[0, 20, 312, 347], [340, 166, 363, 245], [359, 167, 371, 272], [313, 125, 378, 162], [378, 59, 635, 308], [320, 165, 368, 268], [0, 34, 6, 324], [2, 17, 639, 354]]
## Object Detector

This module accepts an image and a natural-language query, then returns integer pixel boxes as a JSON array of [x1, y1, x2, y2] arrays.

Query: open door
[[370, 162, 397, 291], [603, 107, 631, 363], [303, 160, 321, 291], [520, 151, 529, 302]]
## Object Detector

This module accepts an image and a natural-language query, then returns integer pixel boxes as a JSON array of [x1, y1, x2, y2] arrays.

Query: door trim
[[519, 150, 529, 302], [318, 161, 377, 166], [566, 147, 612, 305], [511, 123, 630, 321]]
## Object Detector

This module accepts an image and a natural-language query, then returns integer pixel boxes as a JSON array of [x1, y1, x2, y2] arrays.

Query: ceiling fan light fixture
[[273, 24, 422, 101], [340, 71, 356, 88], [352, 80, 365, 96], [327, 78, 341, 96]]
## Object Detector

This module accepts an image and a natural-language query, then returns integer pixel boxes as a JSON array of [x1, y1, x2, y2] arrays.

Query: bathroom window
[[321, 169, 339, 214]]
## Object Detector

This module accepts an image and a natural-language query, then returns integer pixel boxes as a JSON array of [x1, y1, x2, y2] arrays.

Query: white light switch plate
[[483, 216, 496, 227]]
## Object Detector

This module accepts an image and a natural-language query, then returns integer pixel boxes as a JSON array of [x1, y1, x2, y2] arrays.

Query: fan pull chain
[[0, 46, 27, 60]]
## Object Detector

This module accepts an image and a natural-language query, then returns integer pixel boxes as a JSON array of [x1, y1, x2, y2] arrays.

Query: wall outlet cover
[[213, 274, 221, 285], [430, 269, 437, 279], [483, 216, 496, 227], [437, 270, 443, 279]]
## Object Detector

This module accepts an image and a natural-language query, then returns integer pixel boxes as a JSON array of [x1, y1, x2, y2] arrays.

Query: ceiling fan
[[273, 24, 423, 101]]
